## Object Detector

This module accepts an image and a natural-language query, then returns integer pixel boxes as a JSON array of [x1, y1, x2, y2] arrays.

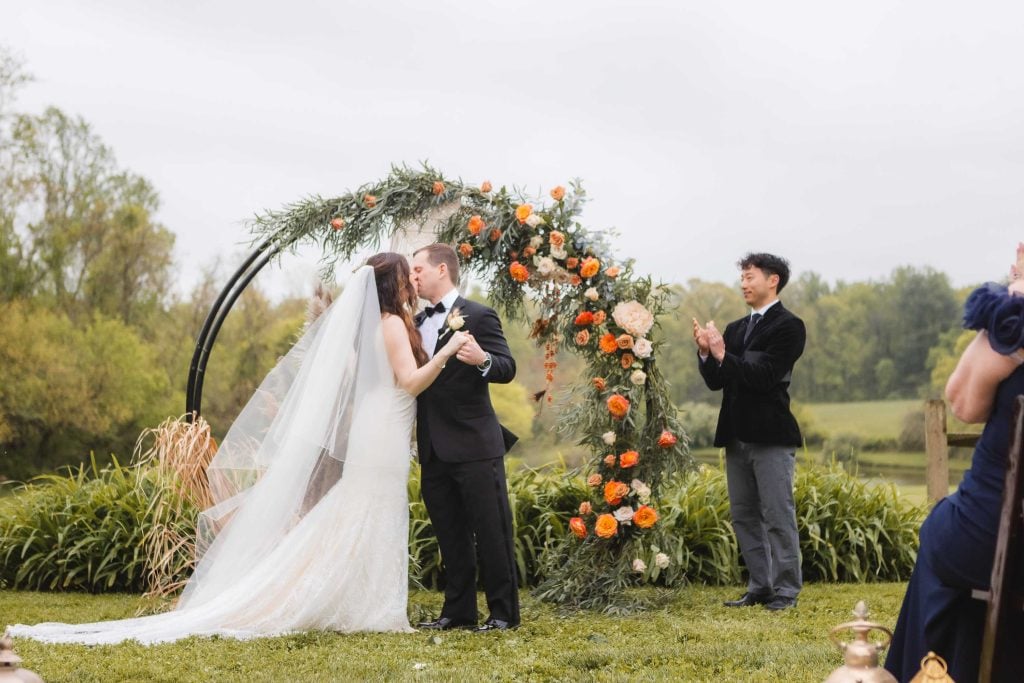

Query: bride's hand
[[439, 331, 470, 360]]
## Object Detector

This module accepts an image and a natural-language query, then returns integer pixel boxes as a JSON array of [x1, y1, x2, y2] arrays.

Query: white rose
[[601, 431, 616, 445], [630, 369, 647, 385], [529, 235, 544, 248], [525, 213, 544, 228], [612, 300, 655, 337], [632, 337, 653, 359], [613, 505, 634, 523], [632, 558, 647, 573], [584, 287, 599, 302], [655, 552, 670, 569], [631, 478, 651, 503], [550, 244, 567, 260], [535, 256, 556, 276]]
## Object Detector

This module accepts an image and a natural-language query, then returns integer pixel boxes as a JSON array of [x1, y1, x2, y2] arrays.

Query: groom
[[411, 243, 520, 632]]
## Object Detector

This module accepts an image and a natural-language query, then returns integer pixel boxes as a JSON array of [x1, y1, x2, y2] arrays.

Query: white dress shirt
[[419, 288, 460, 358]]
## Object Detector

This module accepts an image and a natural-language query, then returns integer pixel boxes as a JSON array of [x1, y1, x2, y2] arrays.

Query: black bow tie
[[423, 302, 446, 318]]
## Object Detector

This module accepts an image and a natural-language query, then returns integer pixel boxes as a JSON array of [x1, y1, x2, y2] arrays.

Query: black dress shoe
[[416, 617, 476, 630], [722, 592, 774, 607], [472, 618, 517, 632], [764, 595, 798, 611]]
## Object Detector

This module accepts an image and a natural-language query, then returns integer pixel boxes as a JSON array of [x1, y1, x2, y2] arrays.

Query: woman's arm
[[381, 315, 467, 397], [945, 331, 1021, 423]]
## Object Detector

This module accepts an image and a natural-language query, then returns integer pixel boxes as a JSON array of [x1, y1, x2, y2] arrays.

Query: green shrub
[[897, 410, 926, 452], [821, 432, 863, 464], [677, 402, 718, 449]]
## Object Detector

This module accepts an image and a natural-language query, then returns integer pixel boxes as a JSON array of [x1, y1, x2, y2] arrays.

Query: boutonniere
[[439, 307, 467, 340]]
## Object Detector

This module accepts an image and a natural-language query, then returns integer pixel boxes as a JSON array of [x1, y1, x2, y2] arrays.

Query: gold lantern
[[823, 601, 898, 683], [908, 652, 954, 683]]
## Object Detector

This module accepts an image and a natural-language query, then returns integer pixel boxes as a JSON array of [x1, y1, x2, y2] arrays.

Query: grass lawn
[[2, 585, 908, 682], [803, 400, 921, 440]]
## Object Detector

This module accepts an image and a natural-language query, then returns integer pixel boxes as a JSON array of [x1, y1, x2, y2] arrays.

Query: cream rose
[[630, 369, 647, 386], [655, 552, 670, 569], [612, 300, 654, 337], [525, 213, 544, 228], [529, 235, 544, 248], [535, 256, 556, 276], [613, 505, 635, 523], [550, 244, 567, 260], [632, 337, 653, 359], [632, 558, 647, 573], [601, 431, 616, 445], [584, 287, 599, 302]]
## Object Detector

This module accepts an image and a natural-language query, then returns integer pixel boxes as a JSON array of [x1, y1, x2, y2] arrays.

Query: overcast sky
[[3, 1, 1023, 300]]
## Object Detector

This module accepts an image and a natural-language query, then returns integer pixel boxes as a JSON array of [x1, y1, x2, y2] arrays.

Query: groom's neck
[[433, 285, 457, 305]]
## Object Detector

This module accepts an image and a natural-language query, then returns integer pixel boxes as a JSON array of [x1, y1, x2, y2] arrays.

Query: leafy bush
[[821, 432, 863, 464], [897, 410, 926, 452], [677, 402, 719, 449]]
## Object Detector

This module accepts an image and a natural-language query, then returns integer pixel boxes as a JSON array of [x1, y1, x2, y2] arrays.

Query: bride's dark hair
[[367, 252, 430, 367]]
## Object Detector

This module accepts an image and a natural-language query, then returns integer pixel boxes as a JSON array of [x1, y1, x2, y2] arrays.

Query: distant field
[[804, 399, 921, 440]]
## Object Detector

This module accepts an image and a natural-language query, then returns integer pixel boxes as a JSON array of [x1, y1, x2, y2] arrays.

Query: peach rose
[[467, 215, 485, 236], [579, 257, 600, 278], [330, 217, 344, 231], [603, 454, 617, 467], [603, 480, 629, 505], [509, 261, 529, 283], [584, 287, 599, 301], [432, 180, 445, 195], [619, 450, 639, 468], [489, 228, 502, 242], [658, 430, 677, 448], [594, 513, 618, 539], [605, 265, 621, 278], [574, 329, 590, 346], [587, 473, 602, 488], [459, 243, 473, 258], [592, 377, 607, 391], [599, 333, 618, 354], [550, 185, 566, 201], [593, 310, 607, 325], [607, 394, 630, 419], [574, 311, 595, 326], [566, 257, 579, 270], [549, 230, 566, 248], [570, 275, 582, 287], [363, 194, 377, 208], [569, 517, 587, 539], [620, 352, 636, 369], [579, 501, 592, 515], [612, 300, 655, 337], [515, 204, 533, 223], [481, 180, 493, 193], [616, 334, 634, 350], [633, 505, 659, 529], [523, 245, 537, 258]]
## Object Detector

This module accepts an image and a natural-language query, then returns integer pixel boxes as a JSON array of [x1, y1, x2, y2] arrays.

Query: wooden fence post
[[924, 399, 950, 504]]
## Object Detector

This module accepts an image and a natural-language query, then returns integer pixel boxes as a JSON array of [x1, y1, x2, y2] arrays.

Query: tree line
[[0, 48, 978, 478]]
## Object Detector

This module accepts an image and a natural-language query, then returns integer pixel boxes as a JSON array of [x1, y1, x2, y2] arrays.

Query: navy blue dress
[[885, 283, 1024, 682]]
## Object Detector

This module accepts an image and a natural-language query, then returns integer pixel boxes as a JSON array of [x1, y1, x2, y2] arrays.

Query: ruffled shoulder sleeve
[[963, 282, 1024, 354]]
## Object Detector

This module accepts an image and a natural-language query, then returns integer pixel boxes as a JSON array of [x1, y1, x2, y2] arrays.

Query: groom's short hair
[[415, 243, 460, 285]]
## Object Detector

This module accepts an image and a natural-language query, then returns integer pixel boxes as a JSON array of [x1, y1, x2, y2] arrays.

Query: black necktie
[[423, 302, 446, 318], [743, 313, 762, 344]]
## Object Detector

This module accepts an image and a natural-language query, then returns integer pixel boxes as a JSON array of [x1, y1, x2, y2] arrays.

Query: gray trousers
[[725, 439, 802, 598]]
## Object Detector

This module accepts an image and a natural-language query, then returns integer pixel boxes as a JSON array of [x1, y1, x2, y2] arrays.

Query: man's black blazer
[[698, 301, 805, 448], [416, 296, 517, 463]]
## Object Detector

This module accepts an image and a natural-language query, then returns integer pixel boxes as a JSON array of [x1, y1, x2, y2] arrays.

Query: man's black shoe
[[416, 617, 476, 630], [722, 592, 774, 607], [472, 618, 517, 632], [764, 595, 798, 611]]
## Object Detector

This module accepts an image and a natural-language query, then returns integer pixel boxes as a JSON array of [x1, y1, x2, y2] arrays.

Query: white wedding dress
[[8, 266, 416, 644]]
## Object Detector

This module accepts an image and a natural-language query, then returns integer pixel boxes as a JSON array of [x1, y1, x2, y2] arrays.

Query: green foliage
[[821, 432, 863, 464], [0, 456, 196, 592], [897, 410, 926, 452], [489, 380, 535, 441], [676, 401, 718, 449]]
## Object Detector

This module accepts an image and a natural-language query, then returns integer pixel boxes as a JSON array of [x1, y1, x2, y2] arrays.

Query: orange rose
[[633, 505, 659, 529], [481, 180, 493, 193], [569, 517, 587, 539], [579, 501, 592, 515], [599, 333, 618, 354], [619, 450, 639, 468], [550, 185, 566, 201], [566, 257, 579, 270], [594, 513, 618, 539], [515, 204, 533, 223], [523, 246, 536, 258], [587, 473, 602, 488], [549, 230, 566, 248], [592, 310, 606, 325], [330, 217, 344, 231], [620, 352, 635, 369], [616, 334, 634, 350], [580, 257, 600, 278], [432, 180, 445, 195], [604, 480, 629, 505], [459, 243, 473, 258], [592, 377, 606, 391], [605, 265, 621, 278], [658, 430, 677, 448], [509, 261, 529, 283], [575, 311, 595, 326], [363, 194, 377, 208], [570, 275, 582, 287], [607, 394, 630, 419], [489, 228, 502, 242], [574, 329, 590, 346], [467, 215, 485, 236], [603, 454, 616, 467]]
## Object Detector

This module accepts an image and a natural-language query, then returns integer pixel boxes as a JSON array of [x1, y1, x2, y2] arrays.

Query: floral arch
[[249, 165, 692, 610]]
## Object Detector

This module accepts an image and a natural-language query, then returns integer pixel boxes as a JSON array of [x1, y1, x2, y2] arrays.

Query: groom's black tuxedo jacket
[[698, 301, 805, 448], [415, 296, 518, 463]]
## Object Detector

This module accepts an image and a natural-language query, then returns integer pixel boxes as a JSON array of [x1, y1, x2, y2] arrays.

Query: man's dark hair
[[738, 252, 791, 293]]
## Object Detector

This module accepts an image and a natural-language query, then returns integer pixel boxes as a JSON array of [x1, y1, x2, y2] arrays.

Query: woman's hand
[[438, 331, 470, 361]]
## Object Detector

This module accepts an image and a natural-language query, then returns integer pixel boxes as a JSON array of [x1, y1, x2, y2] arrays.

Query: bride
[[8, 252, 468, 644]]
